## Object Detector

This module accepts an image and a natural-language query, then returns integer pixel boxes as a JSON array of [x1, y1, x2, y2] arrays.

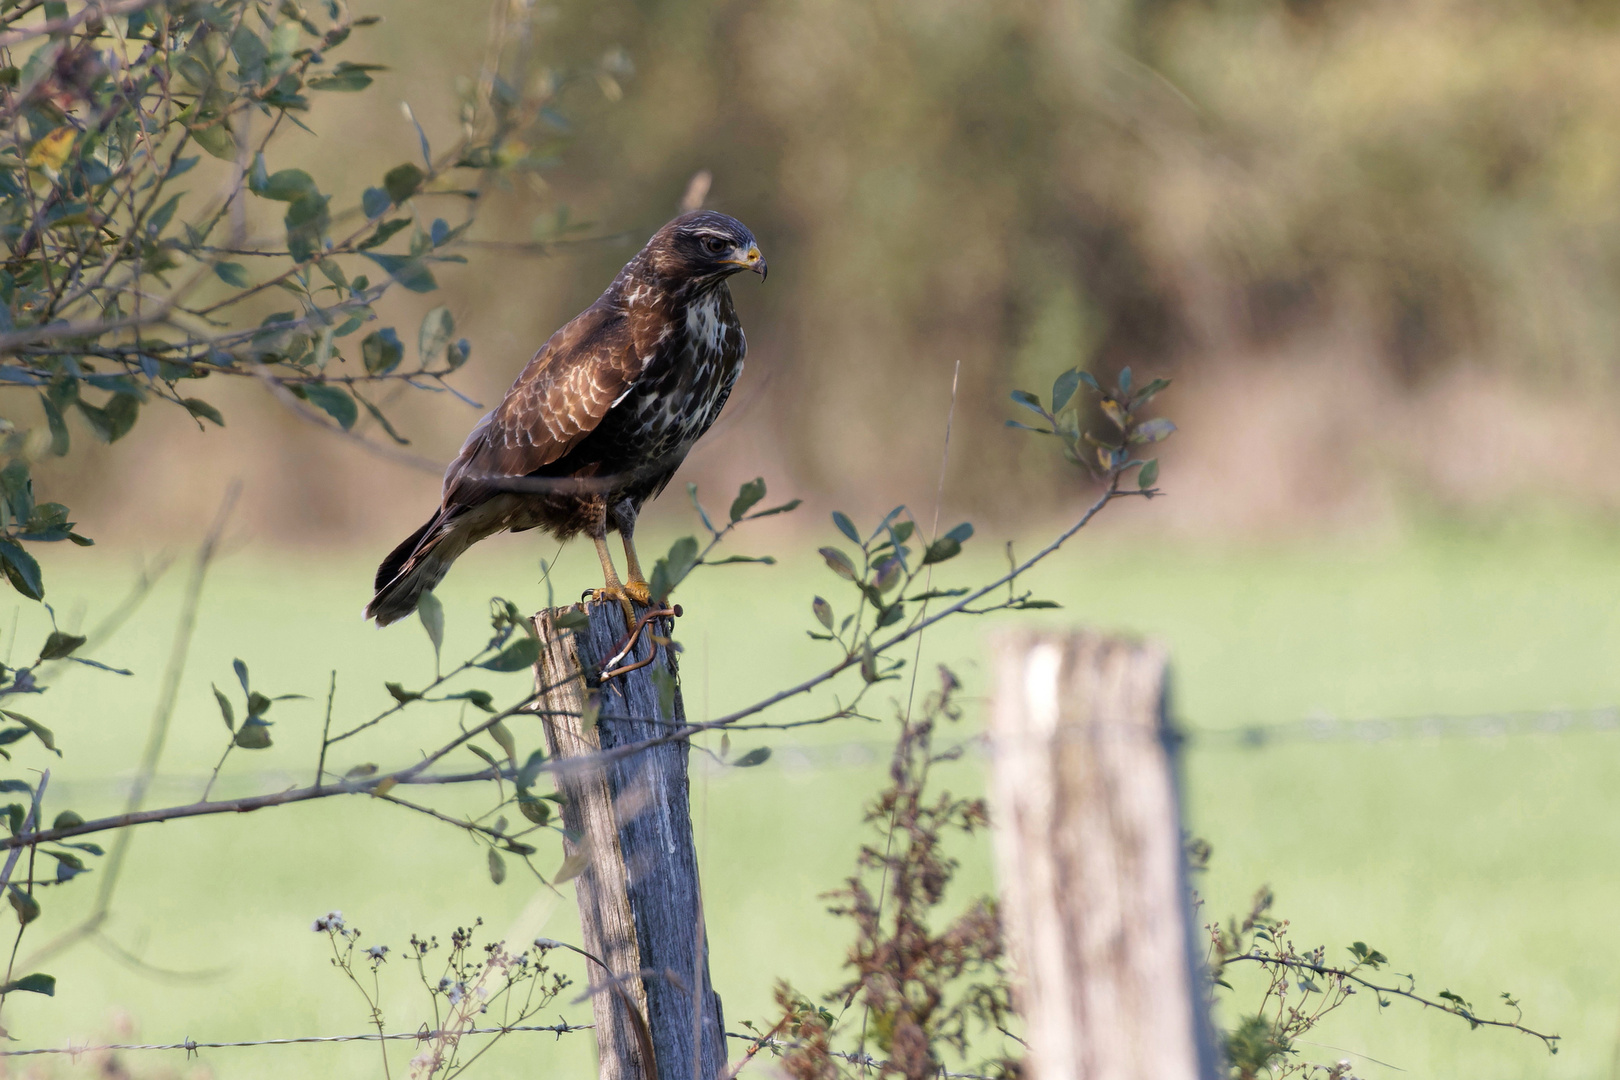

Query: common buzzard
[[365, 211, 765, 626]]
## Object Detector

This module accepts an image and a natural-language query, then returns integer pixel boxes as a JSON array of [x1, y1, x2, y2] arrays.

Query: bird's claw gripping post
[[600, 604, 682, 681]]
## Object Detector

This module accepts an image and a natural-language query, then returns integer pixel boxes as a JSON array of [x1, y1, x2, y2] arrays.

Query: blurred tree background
[[39, 0, 1620, 544]]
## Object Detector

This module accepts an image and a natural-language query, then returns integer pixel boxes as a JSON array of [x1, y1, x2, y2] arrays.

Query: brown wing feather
[[441, 302, 643, 507]]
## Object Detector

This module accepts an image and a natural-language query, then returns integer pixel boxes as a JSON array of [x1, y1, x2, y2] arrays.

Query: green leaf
[[146, 192, 182, 236], [309, 61, 381, 91], [1137, 458, 1159, 489], [383, 163, 425, 205], [921, 538, 961, 565], [831, 512, 860, 544], [418, 306, 454, 362], [480, 635, 540, 672], [441, 689, 495, 712], [316, 259, 348, 291], [812, 596, 834, 630], [1129, 418, 1176, 444], [649, 536, 700, 602], [944, 522, 973, 545], [299, 384, 358, 430], [517, 793, 550, 826], [284, 193, 331, 262], [418, 589, 444, 661], [385, 682, 421, 704], [1118, 366, 1133, 393], [190, 116, 235, 160], [517, 749, 548, 790], [183, 398, 225, 426], [872, 556, 903, 593], [733, 747, 771, 768], [446, 338, 471, 369], [359, 252, 436, 293], [361, 327, 403, 375], [745, 499, 801, 520], [212, 684, 235, 731], [233, 658, 250, 694], [5, 889, 40, 928], [554, 850, 588, 884], [361, 187, 390, 219], [688, 483, 717, 533], [358, 217, 410, 251], [1051, 369, 1082, 413], [77, 394, 139, 443], [233, 718, 272, 749], [729, 477, 766, 522], [255, 168, 318, 203], [0, 711, 55, 753], [488, 719, 517, 766], [215, 261, 250, 288], [466, 743, 499, 774], [1010, 389, 1046, 417], [819, 547, 858, 581], [1131, 376, 1171, 407], [38, 393, 68, 456], [37, 631, 84, 660], [0, 539, 44, 601], [487, 847, 507, 884], [552, 609, 589, 631]]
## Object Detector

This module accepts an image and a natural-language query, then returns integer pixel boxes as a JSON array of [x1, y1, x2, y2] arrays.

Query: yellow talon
[[589, 585, 639, 627]]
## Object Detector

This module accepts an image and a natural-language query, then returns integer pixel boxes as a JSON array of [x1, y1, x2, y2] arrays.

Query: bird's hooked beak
[[726, 244, 766, 281]]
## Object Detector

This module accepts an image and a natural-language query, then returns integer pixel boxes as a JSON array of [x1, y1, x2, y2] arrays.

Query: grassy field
[[5, 517, 1620, 1078]]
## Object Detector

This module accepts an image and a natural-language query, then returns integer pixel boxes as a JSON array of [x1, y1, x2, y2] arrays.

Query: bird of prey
[[365, 210, 765, 626]]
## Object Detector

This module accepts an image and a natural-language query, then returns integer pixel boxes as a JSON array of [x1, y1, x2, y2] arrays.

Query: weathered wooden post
[[531, 601, 726, 1080], [988, 630, 1219, 1080]]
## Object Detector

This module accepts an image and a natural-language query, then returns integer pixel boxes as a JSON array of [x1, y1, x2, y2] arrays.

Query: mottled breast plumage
[[365, 209, 762, 627]]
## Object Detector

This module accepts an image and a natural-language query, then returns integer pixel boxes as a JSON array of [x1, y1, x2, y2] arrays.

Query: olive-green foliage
[[528, 0, 1620, 493], [0, 0, 590, 1026], [0, 0, 594, 602]]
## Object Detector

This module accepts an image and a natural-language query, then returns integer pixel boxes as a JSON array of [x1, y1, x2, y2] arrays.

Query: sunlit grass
[[6, 520, 1620, 1077]]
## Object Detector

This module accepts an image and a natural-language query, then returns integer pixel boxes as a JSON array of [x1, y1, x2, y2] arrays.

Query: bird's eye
[[702, 236, 727, 255]]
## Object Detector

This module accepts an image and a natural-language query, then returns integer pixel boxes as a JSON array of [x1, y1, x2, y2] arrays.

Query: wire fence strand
[[0, 1021, 593, 1058]]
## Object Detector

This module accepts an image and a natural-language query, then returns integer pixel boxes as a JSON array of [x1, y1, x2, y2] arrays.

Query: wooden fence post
[[532, 601, 727, 1080], [989, 630, 1219, 1080]]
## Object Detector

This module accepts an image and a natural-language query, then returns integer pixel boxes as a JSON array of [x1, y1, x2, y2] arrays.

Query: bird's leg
[[611, 499, 653, 607], [588, 516, 637, 626]]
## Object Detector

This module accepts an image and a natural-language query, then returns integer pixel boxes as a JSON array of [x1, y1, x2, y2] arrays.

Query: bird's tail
[[365, 509, 472, 626]]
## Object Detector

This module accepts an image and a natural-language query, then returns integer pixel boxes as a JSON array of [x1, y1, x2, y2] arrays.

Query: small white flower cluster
[[311, 910, 345, 933], [366, 945, 389, 961]]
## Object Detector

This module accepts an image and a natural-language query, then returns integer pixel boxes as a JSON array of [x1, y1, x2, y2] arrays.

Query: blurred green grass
[[6, 519, 1620, 1078]]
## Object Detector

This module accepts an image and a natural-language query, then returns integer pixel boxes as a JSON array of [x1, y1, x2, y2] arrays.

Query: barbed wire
[[722, 1032, 1003, 1079], [0, 1022, 1003, 1079], [33, 703, 1620, 802], [0, 1021, 592, 1058], [1181, 704, 1620, 748]]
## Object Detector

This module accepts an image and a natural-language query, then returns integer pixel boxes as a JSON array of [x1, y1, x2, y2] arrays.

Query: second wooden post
[[989, 630, 1218, 1080]]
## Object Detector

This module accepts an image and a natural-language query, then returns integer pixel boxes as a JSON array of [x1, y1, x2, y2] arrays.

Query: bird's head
[[645, 210, 766, 287]]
